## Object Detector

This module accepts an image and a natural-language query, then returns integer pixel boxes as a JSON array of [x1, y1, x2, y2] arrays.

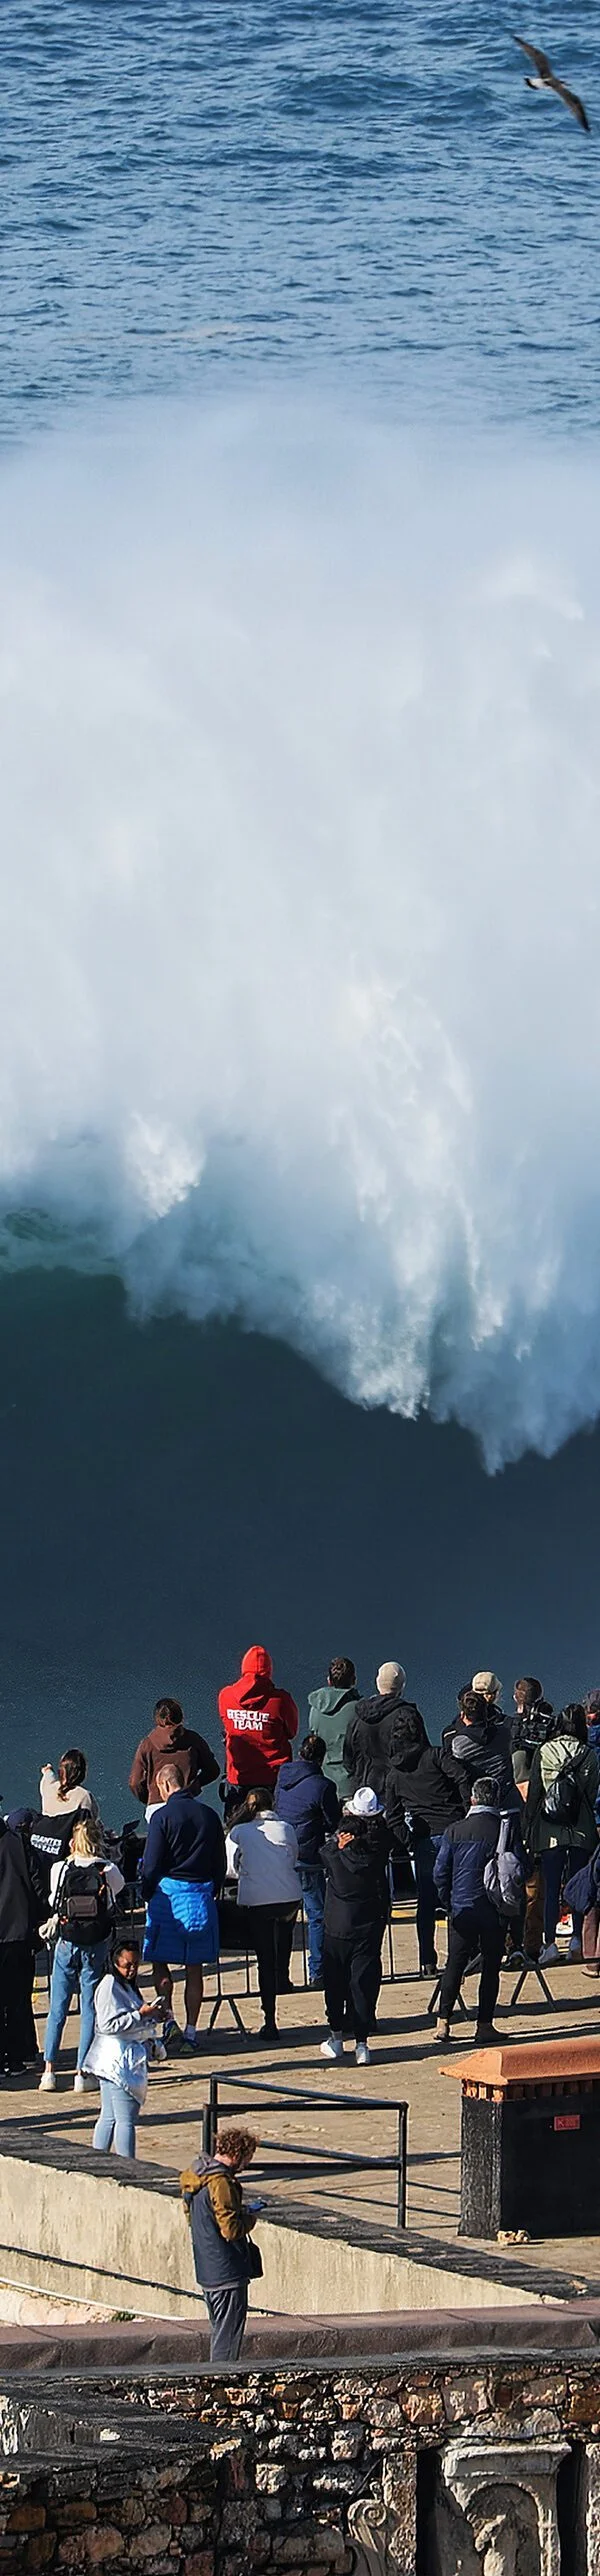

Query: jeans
[[203, 2283, 248, 2363], [298, 1865, 326, 1982], [93, 2078, 139, 2159], [438, 1907, 504, 2029], [44, 1938, 109, 2071], [411, 1835, 443, 1968]]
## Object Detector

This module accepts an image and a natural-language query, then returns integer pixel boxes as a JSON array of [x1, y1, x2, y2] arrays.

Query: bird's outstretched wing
[[511, 32, 553, 76], [549, 74, 590, 129]]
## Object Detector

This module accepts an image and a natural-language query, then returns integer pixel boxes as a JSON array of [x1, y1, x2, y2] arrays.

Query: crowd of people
[[1, 1647, 600, 2137]]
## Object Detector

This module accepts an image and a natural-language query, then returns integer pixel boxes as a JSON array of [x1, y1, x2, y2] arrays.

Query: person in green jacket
[[307, 1658, 360, 1796], [525, 1703, 599, 1964]]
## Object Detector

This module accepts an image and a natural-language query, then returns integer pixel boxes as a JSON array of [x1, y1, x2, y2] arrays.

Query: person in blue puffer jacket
[[274, 1734, 339, 1986]]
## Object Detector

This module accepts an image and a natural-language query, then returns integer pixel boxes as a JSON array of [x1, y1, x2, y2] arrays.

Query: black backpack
[[544, 1752, 586, 1824], [29, 1807, 87, 1897], [57, 1861, 113, 1948]]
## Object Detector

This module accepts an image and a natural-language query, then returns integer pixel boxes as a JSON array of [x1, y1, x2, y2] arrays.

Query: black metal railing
[[201, 2070, 409, 2227]]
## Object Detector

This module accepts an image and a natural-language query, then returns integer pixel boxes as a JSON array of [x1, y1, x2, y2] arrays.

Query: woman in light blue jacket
[[85, 1935, 161, 2159]]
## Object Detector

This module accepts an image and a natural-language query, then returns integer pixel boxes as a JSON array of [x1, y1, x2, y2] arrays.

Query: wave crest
[[2, 403, 600, 1468]]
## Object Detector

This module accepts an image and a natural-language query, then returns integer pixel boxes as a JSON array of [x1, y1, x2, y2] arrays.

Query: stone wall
[[0, 2347, 599, 2573]]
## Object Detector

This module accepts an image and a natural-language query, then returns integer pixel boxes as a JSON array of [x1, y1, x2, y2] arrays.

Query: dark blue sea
[[2, 0, 600, 1815]]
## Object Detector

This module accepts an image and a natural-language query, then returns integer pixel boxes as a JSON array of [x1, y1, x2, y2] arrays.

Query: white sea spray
[[1, 401, 600, 1468]]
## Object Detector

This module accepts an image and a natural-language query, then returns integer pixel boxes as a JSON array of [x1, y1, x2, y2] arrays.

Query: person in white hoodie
[[86, 1935, 162, 2159], [224, 1787, 301, 2039]]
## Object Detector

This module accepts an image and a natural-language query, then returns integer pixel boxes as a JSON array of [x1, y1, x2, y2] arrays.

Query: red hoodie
[[218, 1646, 298, 1788]]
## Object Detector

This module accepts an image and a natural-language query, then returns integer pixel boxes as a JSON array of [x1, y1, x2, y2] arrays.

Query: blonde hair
[[70, 1816, 103, 1860]]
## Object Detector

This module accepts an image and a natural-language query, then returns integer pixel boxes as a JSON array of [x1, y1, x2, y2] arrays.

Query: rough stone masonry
[[0, 2349, 600, 2573]]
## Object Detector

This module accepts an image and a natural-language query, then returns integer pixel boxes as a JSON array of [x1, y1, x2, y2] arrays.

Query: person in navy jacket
[[141, 1764, 226, 2052], [274, 1733, 339, 1986], [433, 1776, 524, 2049]]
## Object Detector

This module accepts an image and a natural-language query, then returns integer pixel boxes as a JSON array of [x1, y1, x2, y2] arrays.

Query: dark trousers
[[411, 1834, 443, 1967], [0, 1942, 37, 2071], [438, 1907, 504, 2028], [203, 2283, 248, 2364], [218, 1899, 298, 2022], [323, 1928, 383, 2043], [541, 1846, 583, 1947], [272, 1907, 300, 1993]]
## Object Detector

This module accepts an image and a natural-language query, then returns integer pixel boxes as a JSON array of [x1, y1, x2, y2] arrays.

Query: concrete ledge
[[0, 2307, 597, 2376], [0, 2122, 590, 2323]]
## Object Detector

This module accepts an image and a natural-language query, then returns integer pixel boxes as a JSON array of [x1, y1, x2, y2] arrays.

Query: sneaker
[[262, 2018, 279, 2042], [355, 2041, 370, 2066], [420, 1961, 438, 1978], [73, 2071, 86, 2094], [182, 2028, 204, 2053], [163, 2021, 184, 2056], [321, 2034, 344, 2061], [474, 2024, 502, 2046], [39, 2067, 56, 2091], [568, 1937, 583, 1962], [538, 1943, 562, 1966]]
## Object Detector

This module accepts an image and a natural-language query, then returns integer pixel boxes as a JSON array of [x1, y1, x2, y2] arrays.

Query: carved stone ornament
[[440, 2437, 570, 2576], [347, 2456, 415, 2575]]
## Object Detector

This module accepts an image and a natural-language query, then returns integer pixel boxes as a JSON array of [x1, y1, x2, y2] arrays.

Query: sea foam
[[2, 401, 600, 1467]]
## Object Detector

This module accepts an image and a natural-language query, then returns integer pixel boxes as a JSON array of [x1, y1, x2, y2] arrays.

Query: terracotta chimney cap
[[441, 2036, 600, 2092]]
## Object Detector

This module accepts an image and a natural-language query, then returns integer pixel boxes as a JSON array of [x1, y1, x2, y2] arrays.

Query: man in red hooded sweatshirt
[[218, 1647, 298, 1791]]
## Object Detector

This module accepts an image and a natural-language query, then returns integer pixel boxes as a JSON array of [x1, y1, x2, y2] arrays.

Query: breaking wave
[[2, 400, 600, 1469]]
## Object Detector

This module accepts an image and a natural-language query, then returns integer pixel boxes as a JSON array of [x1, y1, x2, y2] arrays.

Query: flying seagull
[[512, 33, 590, 130]]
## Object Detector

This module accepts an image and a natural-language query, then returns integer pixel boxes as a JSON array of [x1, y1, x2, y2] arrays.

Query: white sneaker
[[39, 2067, 56, 2091], [355, 2041, 370, 2066], [73, 2072, 86, 2093], [321, 2034, 343, 2061], [539, 1943, 562, 1966]]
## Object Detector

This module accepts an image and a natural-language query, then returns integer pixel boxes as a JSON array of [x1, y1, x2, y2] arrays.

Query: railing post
[[396, 2102, 408, 2228], [202, 2076, 219, 2156]]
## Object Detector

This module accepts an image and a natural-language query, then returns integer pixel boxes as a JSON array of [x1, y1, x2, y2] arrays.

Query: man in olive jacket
[[181, 2125, 260, 2362]]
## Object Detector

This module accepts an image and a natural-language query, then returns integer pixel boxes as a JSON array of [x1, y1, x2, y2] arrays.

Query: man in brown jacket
[[129, 1697, 219, 1817], [181, 2125, 261, 2362]]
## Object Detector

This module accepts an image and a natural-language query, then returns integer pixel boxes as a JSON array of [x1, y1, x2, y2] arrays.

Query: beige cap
[[472, 1669, 502, 1699], [376, 1661, 406, 1696]]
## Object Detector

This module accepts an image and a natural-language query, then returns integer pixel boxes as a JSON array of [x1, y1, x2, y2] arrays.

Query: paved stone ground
[[5, 1906, 600, 2291]]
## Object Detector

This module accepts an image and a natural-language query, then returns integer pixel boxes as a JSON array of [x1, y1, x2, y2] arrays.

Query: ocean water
[[2, 0, 600, 1813], [3, 0, 600, 437]]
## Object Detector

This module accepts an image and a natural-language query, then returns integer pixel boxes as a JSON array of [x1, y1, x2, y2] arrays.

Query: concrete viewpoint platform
[[2, 1912, 600, 2321]]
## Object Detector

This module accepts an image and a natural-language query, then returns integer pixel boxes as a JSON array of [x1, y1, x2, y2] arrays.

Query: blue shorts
[[143, 1877, 219, 1966]]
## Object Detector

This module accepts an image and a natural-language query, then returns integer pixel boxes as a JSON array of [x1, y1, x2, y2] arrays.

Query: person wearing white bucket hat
[[344, 1786, 383, 1820], [319, 1789, 391, 2066]]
